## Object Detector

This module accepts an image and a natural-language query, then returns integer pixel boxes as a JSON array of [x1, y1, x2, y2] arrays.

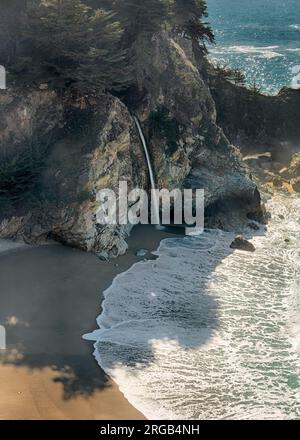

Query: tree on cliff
[[13, 0, 129, 93], [0, 0, 28, 65], [113, 0, 169, 40], [172, 0, 215, 53]]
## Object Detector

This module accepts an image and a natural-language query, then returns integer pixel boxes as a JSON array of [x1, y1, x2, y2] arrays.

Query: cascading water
[[133, 116, 160, 226]]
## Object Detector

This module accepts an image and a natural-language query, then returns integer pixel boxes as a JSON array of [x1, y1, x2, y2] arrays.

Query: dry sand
[[0, 226, 175, 420]]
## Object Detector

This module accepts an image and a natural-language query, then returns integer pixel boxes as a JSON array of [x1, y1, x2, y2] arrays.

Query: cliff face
[[129, 34, 261, 228], [209, 73, 300, 162], [0, 92, 148, 258], [204, 67, 300, 197], [0, 33, 262, 257]]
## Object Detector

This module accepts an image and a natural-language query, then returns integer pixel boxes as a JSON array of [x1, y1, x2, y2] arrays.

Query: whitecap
[[85, 196, 300, 420], [219, 45, 284, 59], [289, 24, 300, 30]]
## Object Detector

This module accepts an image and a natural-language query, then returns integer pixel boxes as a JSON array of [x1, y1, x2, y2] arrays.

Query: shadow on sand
[[0, 225, 265, 401]]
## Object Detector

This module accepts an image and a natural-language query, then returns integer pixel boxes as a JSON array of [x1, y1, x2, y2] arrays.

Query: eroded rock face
[[48, 96, 148, 258], [0, 92, 148, 257], [132, 33, 261, 230], [0, 89, 64, 148], [241, 148, 300, 196], [209, 72, 300, 161], [0, 33, 263, 257]]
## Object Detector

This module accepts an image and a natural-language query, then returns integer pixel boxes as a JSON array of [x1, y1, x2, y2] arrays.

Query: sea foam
[[212, 45, 284, 59], [84, 196, 300, 420]]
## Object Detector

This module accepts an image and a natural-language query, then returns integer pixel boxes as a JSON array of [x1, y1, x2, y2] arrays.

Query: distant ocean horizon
[[207, 0, 300, 94]]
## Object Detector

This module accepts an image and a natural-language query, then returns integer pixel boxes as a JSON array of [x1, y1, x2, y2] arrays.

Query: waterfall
[[133, 116, 160, 225]]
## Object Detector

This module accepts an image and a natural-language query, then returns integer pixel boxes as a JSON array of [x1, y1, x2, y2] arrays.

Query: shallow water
[[85, 195, 300, 420]]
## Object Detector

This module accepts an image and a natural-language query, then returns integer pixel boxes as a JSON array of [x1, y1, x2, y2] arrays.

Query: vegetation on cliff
[[8, 1, 130, 93], [0, 0, 214, 94], [172, 0, 214, 53], [0, 0, 270, 253], [0, 140, 48, 214]]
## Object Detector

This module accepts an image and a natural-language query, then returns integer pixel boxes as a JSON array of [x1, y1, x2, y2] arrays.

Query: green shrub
[[0, 141, 47, 212], [215, 64, 246, 86], [149, 106, 179, 150], [248, 80, 263, 96]]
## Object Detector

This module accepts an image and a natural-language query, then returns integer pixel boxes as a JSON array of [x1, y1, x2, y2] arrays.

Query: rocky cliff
[[0, 32, 264, 258], [205, 67, 300, 196], [209, 71, 300, 162]]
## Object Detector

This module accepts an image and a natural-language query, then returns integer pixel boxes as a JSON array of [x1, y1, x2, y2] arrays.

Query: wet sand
[[0, 226, 174, 420]]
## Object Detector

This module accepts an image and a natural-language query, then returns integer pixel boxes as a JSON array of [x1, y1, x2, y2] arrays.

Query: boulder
[[248, 222, 260, 231], [135, 249, 149, 257], [287, 153, 300, 179], [230, 236, 256, 252], [291, 177, 300, 192]]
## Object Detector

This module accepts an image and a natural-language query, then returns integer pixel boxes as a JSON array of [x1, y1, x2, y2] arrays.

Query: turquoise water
[[207, 0, 300, 94]]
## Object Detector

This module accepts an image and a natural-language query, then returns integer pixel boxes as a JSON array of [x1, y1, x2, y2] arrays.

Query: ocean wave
[[212, 45, 284, 59], [289, 24, 300, 30], [85, 196, 300, 420]]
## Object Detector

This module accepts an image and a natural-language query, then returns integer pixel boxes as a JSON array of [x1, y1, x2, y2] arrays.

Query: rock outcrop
[[230, 235, 256, 253], [0, 32, 264, 257], [132, 34, 261, 229], [209, 72, 300, 162], [0, 93, 148, 258]]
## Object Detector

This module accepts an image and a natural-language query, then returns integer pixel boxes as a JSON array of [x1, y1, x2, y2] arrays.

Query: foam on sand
[[85, 196, 300, 420]]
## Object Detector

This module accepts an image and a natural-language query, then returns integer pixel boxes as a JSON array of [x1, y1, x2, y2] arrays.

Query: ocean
[[84, 0, 300, 420], [85, 196, 300, 419], [207, 0, 300, 94]]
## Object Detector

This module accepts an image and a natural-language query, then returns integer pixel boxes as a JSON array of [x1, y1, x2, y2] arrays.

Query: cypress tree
[[0, 0, 27, 65], [14, 0, 129, 93], [114, 0, 169, 40], [172, 0, 214, 53]]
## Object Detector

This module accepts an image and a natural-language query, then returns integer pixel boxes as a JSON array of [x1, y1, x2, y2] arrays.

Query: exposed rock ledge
[[0, 33, 263, 258]]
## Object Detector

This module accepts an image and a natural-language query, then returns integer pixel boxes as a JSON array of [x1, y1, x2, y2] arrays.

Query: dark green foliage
[[215, 64, 246, 86], [278, 86, 292, 96], [183, 17, 215, 51], [172, 0, 215, 52], [149, 106, 179, 150], [173, 0, 207, 26], [12, 0, 129, 93], [248, 80, 263, 96], [113, 0, 169, 40], [3, 0, 215, 94], [66, 108, 95, 136], [0, 141, 47, 212], [0, 0, 27, 65]]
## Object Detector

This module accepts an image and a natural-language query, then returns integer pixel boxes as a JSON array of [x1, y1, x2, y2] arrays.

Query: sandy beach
[[0, 226, 174, 420]]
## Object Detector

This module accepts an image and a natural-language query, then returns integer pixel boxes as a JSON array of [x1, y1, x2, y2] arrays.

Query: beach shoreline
[[0, 226, 174, 420]]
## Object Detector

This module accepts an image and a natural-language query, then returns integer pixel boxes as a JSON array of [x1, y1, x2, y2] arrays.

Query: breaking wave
[[85, 196, 300, 419]]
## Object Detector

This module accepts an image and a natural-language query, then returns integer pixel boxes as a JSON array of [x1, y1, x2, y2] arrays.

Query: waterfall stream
[[133, 116, 160, 225]]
